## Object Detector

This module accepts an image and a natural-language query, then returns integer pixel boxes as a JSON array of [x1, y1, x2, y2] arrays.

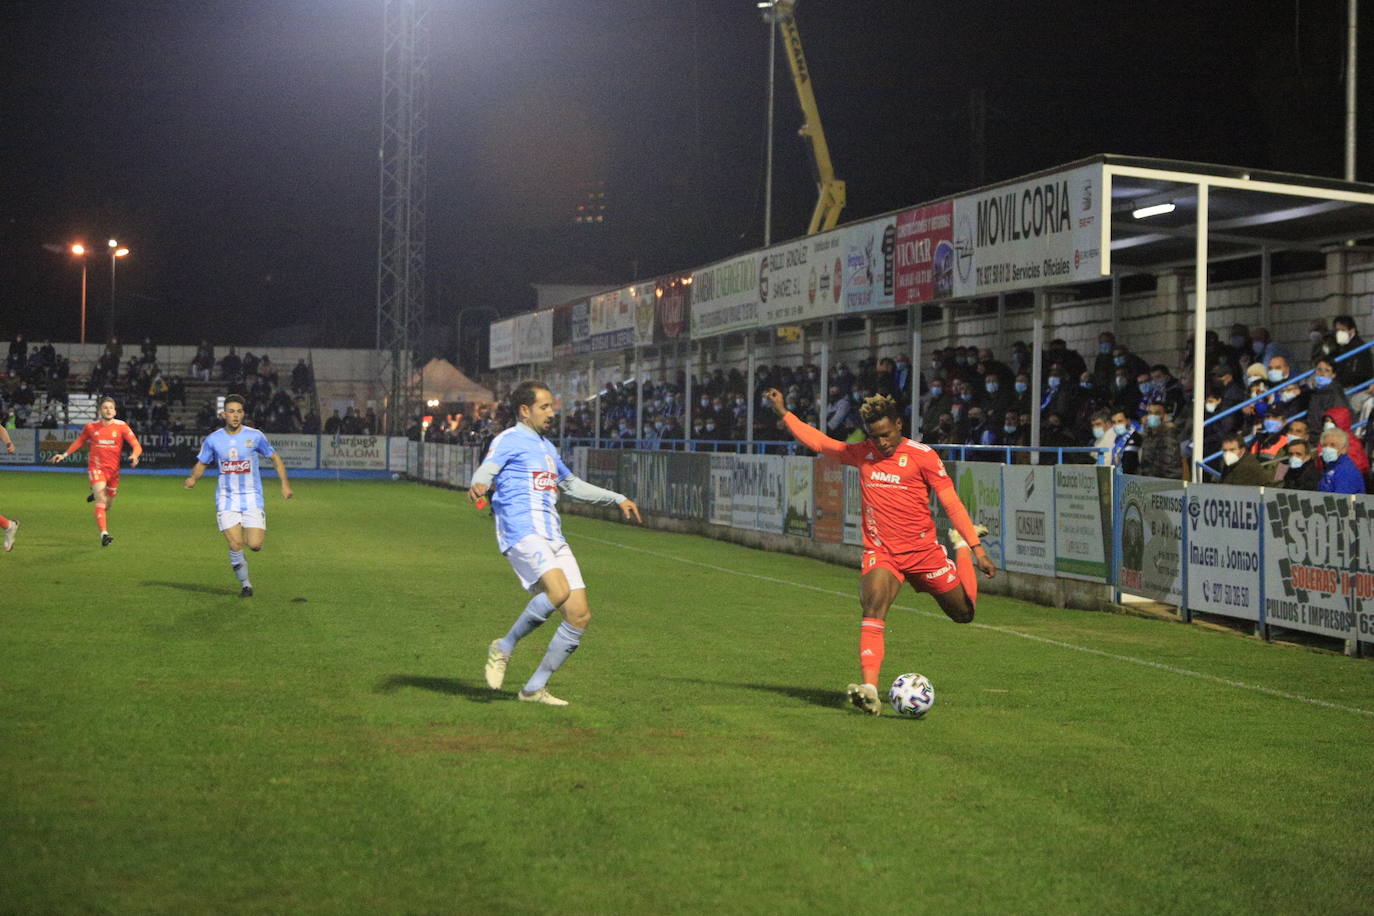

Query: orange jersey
[[71, 420, 141, 470], [782, 412, 952, 553]]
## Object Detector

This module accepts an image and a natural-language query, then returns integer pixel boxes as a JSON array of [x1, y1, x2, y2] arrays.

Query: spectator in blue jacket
[[1318, 428, 1366, 494]]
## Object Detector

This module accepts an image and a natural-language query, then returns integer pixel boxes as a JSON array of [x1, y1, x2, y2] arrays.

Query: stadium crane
[[762, 0, 845, 235], [375, 0, 430, 435]]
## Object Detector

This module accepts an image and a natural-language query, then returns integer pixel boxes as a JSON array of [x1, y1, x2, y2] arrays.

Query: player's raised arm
[[764, 387, 850, 459], [935, 486, 996, 579]]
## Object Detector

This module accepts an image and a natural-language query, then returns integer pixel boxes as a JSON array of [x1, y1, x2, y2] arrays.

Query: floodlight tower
[[375, 0, 430, 435]]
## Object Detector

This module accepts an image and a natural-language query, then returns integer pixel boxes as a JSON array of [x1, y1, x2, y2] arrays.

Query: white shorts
[[504, 534, 585, 593], [217, 509, 267, 532]]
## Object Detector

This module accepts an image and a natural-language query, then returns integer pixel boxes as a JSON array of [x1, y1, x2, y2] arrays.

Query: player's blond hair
[[858, 393, 901, 425]]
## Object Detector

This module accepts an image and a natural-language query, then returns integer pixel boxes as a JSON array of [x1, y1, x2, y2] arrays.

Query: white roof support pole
[[1348, 0, 1358, 182], [746, 333, 757, 449], [1191, 183, 1211, 481], [1030, 290, 1046, 464], [818, 337, 830, 435], [910, 307, 923, 438], [635, 348, 643, 442], [591, 357, 600, 449]]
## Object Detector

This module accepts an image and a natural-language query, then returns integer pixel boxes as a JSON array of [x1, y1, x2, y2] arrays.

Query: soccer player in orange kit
[[764, 387, 995, 715], [50, 395, 142, 546], [0, 425, 17, 550]]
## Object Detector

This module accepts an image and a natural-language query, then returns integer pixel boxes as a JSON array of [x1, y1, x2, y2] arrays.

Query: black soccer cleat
[[240, 586, 254, 598], [86, 493, 95, 503], [100, 532, 114, 547]]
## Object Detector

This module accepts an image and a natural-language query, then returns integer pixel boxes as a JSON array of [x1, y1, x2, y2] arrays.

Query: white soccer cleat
[[846, 683, 882, 716], [484, 640, 510, 689], [3, 520, 17, 552], [518, 687, 569, 707], [948, 524, 989, 551]]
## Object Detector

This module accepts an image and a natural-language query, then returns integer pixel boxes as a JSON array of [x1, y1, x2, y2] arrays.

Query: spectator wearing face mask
[[1109, 410, 1142, 474], [1010, 373, 1032, 417], [1279, 439, 1322, 491], [981, 372, 1012, 424], [1091, 332, 1118, 389], [1089, 411, 1116, 466], [1109, 368, 1141, 417], [1264, 355, 1294, 388], [1249, 404, 1290, 458], [1319, 406, 1368, 476], [1331, 315, 1371, 388], [1147, 365, 1186, 421], [1306, 358, 1350, 423], [1138, 404, 1184, 479], [1317, 428, 1366, 494], [1224, 323, 1252, 375], [1041, 368, 1079, 419], [995, 411, 1027, 449], [1219, 433, 1270, 486], [1199, 385, 1237, 461], [1309, 319, 1335, 365], [1249, 327, 1293, 369]]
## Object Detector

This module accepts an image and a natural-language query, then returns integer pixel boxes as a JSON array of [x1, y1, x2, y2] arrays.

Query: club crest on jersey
[[898, 454, 908, 467], [545, 455, 557, 473], [228, 448, 239, 459], [245, 439, 256, 448]]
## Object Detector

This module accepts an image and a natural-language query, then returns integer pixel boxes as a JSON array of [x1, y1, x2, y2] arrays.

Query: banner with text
[[841, 216, 898, 314], [1184, 483, 1262, 621], [894, 201, 955, 305], [709, 453, 734, 526], [951, 461, 1006, 569], [691, 254, 760, 339], [1054, 466, 1112, 582], [489, 319, 516, 369], [1352, 497, 1374, 643], [812, 455, 845, 543], [1001, 464, 1056, 576], [1116, 475, 1184, 604], [785, 455, 814, 538], [952, 163, 1103, 297], [321, 435, 388, 471], [1263, 491, 1358, 640], [514, 309, 554, 365], [842, 464, 863, 546]]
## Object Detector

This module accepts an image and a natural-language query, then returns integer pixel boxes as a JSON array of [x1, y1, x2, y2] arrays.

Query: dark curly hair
[[858, 393, 901, 425]]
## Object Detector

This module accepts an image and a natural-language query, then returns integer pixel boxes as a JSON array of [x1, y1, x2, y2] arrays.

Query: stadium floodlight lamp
[[108, 238, 118, 248], [71, 243, 86, 256], [1131, 202, 1176, 219]]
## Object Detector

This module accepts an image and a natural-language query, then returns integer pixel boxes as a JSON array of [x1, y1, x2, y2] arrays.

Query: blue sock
[[228, 549, 250, 588], [523, 622, 584, 694], [497, 592, 555, 655]]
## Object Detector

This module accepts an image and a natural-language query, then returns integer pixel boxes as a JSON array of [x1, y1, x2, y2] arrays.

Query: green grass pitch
[[2, 472, 1372, 914]]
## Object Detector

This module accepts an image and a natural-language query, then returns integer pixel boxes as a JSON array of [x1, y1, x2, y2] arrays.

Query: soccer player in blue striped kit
[[468, 381, 641, 706], [184, 394, 293, 596]]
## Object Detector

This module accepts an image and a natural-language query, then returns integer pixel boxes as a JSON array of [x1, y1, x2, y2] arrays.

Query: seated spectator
[[220, 347, 242, 383], [1250, 326, 1293, 367], [1219, 433, 1270, 486], [1321, 406, 1368, 476], [1309, 318, 1333, 366], [140, 337, 157, 361], [1089, 411, 1115, 466], [1279, 438, 1322, 491], [323, 409, 342, 435], [1318, 427, 1366, 494], [1250, 404, 1290, 458], [1148, 364, 1186, 420], [1091, 331, 1117, 388], [1265, 355, 1294, 387], [7, 333, 26, 373], [195, 401, 217, 433], [1010, 373, 1032, 418], [1138, 403, 1183, 479], [1307, 358, 1351, 428], [242, 351, 260, 378], [1331, 314, 1371, 391], [1109, 367, 1140, 417], [980, 371, 1012, 423]]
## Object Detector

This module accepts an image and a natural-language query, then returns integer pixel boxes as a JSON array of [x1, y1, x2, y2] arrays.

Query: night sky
[[2, 0, 1368, 355]]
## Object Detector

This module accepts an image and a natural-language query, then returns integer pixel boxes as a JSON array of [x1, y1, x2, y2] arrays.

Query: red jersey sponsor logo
[[220, 459, 252, 474], [532, 470, 558, 491]]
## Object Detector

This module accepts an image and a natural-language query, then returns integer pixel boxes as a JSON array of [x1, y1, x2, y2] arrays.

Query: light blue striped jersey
[[197, 426, 276, 512], [482, 423, 571, 553]]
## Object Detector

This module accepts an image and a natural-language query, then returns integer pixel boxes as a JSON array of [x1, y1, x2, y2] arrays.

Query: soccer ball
[[889, 673, 935, 718]]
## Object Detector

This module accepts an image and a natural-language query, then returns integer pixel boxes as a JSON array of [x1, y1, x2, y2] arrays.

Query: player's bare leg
[[222, 524, 254, 597], [91, 480, 114, 546], [517, 569, 585, 706], [848, 569, 902, 715]]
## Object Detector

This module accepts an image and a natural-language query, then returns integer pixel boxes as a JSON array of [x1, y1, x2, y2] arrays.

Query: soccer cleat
[[240, 586, 254, 598], [846, 683, 882, 716], [2, 520, 17, 551], [100, 531, 114, 548], [86, 493, 95, 503], [518, 688, 569, 707], [484, 640, 510, 689], [948, 523, 989, 551]]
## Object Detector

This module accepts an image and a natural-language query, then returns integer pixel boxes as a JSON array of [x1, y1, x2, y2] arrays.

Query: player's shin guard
[[523, 621, 583, 694], [228, 549, 251, 588], [498, 592, 555, 655], [860, 617, 886, 687], [94, 504, 108, 532]]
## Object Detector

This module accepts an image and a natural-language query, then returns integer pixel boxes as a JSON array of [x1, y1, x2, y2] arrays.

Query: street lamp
[[70, 244, 89, 344], [107, 239, 129, 340]]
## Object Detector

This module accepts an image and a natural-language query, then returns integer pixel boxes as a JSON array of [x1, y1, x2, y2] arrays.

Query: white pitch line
[[580, 532, 1374, 720]]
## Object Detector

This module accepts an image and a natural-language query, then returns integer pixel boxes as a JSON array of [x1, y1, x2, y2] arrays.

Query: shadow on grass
[[142, 580, 233, 597], [374, 674, 511, 703], [665, 678, 843, 710]]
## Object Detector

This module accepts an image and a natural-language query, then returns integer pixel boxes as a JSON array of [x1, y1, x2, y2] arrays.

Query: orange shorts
[[861, 541, 961, 594], [88, 465, 120, 493]]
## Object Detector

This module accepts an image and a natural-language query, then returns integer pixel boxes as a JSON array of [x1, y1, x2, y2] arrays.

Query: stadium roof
[[1090, 154, 1374, 274]]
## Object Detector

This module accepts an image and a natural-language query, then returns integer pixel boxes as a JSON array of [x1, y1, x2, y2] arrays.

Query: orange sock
[[955, 544, 978, 608], [94, 505, 107, 531], [0, 514, 9, 528], [859, 617, 885, 687]]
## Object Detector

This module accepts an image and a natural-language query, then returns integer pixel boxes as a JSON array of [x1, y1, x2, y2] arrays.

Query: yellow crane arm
[[775, 2, 845, 234]]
